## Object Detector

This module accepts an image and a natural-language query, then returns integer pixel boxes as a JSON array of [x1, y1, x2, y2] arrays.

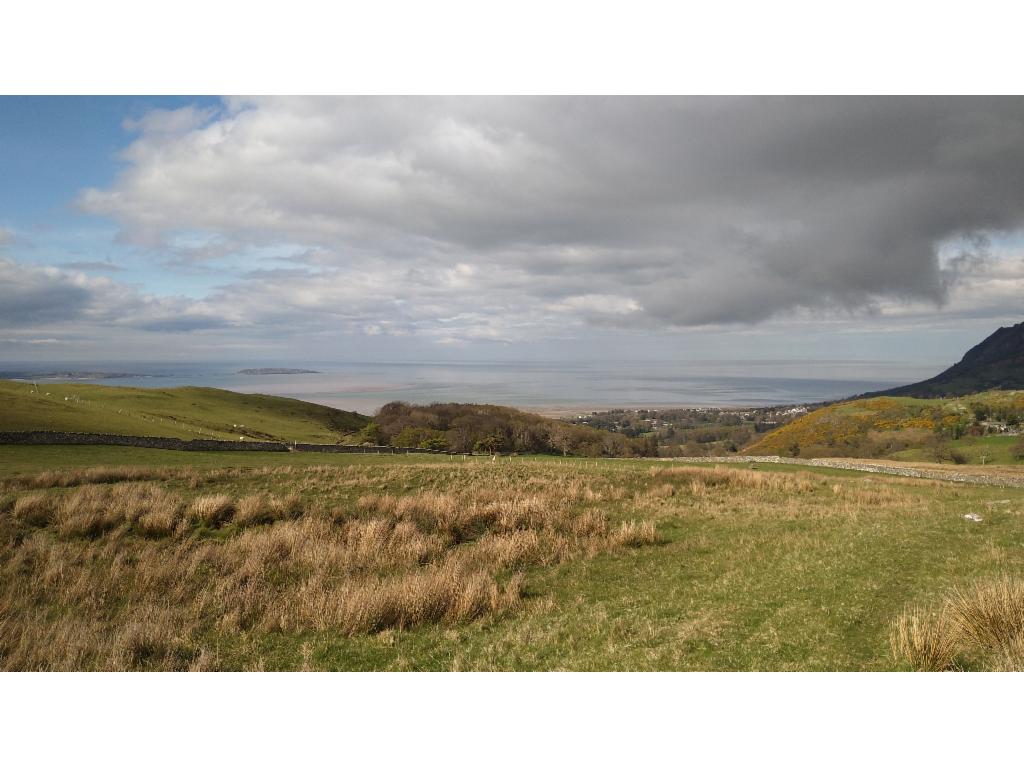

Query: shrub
[[1012, 439, 1024, 462]]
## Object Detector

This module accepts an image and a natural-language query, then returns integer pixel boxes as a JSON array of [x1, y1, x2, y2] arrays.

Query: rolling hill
[[865, 320, 1024, 397], [744, 390, 1024, 462], [0, 379, 368, 443]]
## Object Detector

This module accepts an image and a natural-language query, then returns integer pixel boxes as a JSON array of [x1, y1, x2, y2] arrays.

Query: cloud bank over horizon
[[3, 96, 1024, 361]]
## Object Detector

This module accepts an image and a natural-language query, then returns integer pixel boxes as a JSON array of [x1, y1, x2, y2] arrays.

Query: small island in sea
[[238, 367, 320, 375]]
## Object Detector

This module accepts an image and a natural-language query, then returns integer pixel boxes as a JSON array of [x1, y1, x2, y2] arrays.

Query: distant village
[[566, 404, 813, 456]]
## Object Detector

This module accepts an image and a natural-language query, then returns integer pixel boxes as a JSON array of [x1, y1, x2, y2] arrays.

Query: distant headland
[[0, 371, 150, 381], [237, 368, 320, 375]]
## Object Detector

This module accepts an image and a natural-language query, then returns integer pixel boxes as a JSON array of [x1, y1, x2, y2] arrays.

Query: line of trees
[[355, 402, 658, 458]]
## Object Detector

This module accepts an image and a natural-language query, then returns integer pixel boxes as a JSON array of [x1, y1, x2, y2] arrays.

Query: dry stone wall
[[0, 431, 288, 452], [0, 431, 470, 456]]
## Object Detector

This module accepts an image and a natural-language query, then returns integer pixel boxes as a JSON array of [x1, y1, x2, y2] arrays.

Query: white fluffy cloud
[[0, 258, 225, 333], [73, 97, 1024, 343]]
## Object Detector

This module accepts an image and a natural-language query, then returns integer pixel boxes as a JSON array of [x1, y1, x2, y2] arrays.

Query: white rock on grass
[[963, 513, 984, 523]]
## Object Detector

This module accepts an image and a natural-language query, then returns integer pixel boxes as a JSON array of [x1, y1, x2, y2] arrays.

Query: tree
[[548, 424, 577, 456], [354, 422, 381, 445], [419, 434, 448, 451], [1012, 438, 1024, 462], [474, 435, 503, 454]]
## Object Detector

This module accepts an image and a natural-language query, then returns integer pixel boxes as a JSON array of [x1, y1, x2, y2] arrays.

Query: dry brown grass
[[650, 465, 818, 494], [0, 462, 660, 670], [232, 492, 303, 527], [610, 520, 659, 548], [187, 494, 234, 526], [281, 561, 525, 635], [52, 483, 182, 538], [946, 577, 1024, 653], [12, 492, 55, 526], [889, 608, 960, 671], [892, 578, 1024, 671], [7, 465, 180, 491], [632, 463, 925, 522]]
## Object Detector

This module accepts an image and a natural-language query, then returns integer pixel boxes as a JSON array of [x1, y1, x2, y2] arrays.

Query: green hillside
[[746, 391, 1024, 463], [0, 380, 369, 443], [866, 320, 1024, 397]]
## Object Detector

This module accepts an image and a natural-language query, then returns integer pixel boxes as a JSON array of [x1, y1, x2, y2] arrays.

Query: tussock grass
[[611, 520, 660, 548], [0, 462, 661, 670], [187, 494, 234, 526], [12, 493, 54, 526], [233, 493, 300, 527], [283, 561, 524, 636], [10, 465, 180, 490], [650, 465, 818, 493], [9, 454, 1009, 671], [889, 608, 959, 671], [892, 578, 1024, 671], [947, 578, 1024, 652], [54, 483, 182, 538]]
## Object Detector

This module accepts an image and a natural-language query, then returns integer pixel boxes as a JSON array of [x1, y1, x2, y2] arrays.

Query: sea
[[0, 360, 942, 415]]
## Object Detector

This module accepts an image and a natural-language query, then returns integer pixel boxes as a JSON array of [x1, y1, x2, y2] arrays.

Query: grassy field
[[0, 379, 368, 442], [890, 434, 1022, 464], [3, 445, 1024, 670]]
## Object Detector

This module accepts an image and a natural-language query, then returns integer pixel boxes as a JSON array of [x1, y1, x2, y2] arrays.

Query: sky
[[2, 96, 1023, 367]]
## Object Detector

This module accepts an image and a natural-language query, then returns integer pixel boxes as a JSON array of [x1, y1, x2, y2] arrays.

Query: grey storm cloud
[[72, 96, 1024, 332]]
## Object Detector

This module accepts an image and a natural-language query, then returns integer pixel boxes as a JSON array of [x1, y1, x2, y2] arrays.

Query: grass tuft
[[187, 494, 235, 526], [946, 577, 1024, 652], [889, 608, 959, 671]]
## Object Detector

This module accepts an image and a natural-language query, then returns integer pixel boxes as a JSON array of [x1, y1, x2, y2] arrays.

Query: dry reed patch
[[53, 483, 181, 537], [831, 482, 917, 507], [650, 466, 820, 497], [610, 520, 660, 548], [136, 510, 181, 537], [0, 603, 217, 671], [946, 578, 1024, 653], [11, 465, 178, 491], [235, 494, 271, 526], [357, 493, 397, 515], [332, 518, 449, 572], [642, 483, 676, 500], [892, 578, 1024, 671], [889, 608, 960, 671], [0, 462, 664, 669], [12, 493, 55, 526], [233, 493, 300, 527], [284, 561, 525, 636], [111, 607, 213, 670], [464, 530, 550, 569], [392, 491, 498, 542], [187, 494, 234, 526]]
